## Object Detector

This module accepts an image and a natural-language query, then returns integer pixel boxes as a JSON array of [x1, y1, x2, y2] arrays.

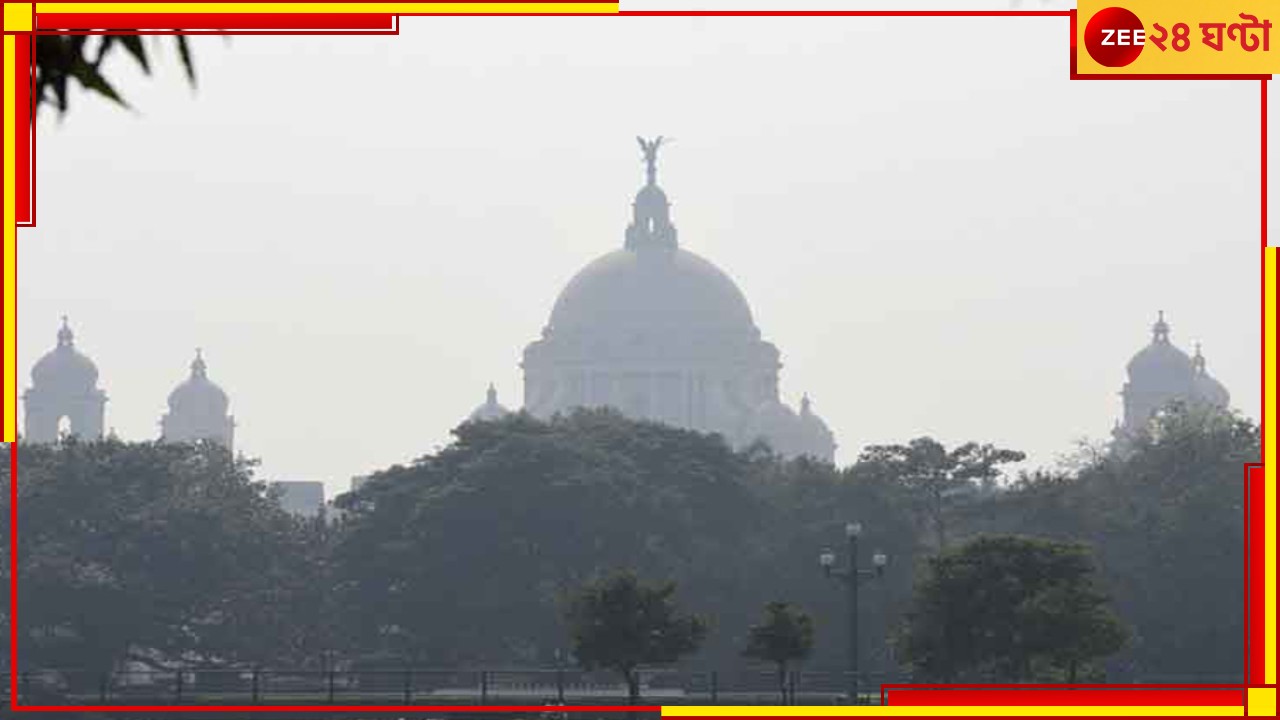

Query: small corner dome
[[468, 384, 511, 422], [31, 317, 99, 391], [742, 398, 801, 445], [798, 394, 834, 436], [1191, 345, 1230, 408], [1192, 372, 1230, 408], [168, 350, 229, 413]]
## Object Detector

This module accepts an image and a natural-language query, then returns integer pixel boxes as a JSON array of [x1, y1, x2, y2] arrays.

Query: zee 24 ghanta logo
[[1084, 6, 1272, 67]]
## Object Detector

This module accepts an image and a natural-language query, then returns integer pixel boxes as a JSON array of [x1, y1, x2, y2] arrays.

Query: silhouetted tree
[[2, 438, 318, 681], [0, 401, 1252, 690], [858, 438, 1024, 550], [332, 408, 765, 667], [563, 570, 707, 704], [743, 601, 814, 704], [974, 403, 1255, 680], [35, 34, 196, 116]]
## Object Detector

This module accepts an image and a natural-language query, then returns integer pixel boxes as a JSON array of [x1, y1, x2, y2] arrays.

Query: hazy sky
[[20, 7, 1276, 496]]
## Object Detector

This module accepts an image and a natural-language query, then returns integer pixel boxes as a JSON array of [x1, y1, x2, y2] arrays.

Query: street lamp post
[[820, 521, 887, 705]]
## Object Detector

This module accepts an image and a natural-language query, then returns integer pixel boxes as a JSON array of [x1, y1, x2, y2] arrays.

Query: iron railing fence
[[0, 669, 1247, 707], [0, 668, 911, 706]]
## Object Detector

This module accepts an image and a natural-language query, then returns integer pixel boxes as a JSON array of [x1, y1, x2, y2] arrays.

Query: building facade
[[270, 480, 327, 518]]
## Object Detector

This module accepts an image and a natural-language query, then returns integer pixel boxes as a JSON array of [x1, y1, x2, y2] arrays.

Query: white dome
[[798, 394, 834, 437], [741, 395, 837, 462], [520, 138, 837, 460], [31, 319, 99, 392], [741, 398, 801, 452], [1118, 312, 1233, 436], [1192, 373, 1230, 408], [167, 351, 229, 415], [547, 247, 758, 337], [468, 384, 511, 422], [1190, 345, 1230, 408], [796, 395, 837, 461], [1126, 312, 1193, 383]]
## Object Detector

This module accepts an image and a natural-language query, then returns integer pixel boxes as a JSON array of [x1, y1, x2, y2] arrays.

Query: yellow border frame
[[4, 30, 15, 444], [35, 3, 616, 15], [1, 5, 1272, 717]]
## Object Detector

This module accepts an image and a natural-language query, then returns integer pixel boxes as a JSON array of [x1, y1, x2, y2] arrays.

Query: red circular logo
[[1084, 7, 1145, 67]]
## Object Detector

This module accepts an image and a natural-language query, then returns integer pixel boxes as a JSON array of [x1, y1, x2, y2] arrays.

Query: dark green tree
[[563, 570, 707, 704], [2, 438, 319, 682], [332, 408, 766, 667], [858, 438, 1024, 550], [899, 535, 1127, 682], [973, 403, 1255, 680], [742, 601, 814, 704], [742, 455, 919, 680]]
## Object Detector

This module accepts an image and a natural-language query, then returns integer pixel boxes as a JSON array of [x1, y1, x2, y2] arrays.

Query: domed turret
[[468, 383, 511, 423], [741, 398, 802, 457], [1118, 311, 1230, 436], [1125, 311, 1193, 379], [796, 394, 837, 462], [167, 349, 230, 416], [160, 349, 235, 451], [1190, 343, 1230, 408], [23, 317, 108, 443], [31, 316, 99, 393]]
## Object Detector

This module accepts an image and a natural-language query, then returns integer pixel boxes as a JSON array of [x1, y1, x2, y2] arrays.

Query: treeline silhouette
[[0, 404, 1253, 693]]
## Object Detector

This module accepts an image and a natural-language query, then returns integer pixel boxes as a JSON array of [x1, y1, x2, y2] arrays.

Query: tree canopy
[[2, 438, 326, 683], [972, 403, 1255, 679], [898, 535, 1128, 682], [331, 408, 767, 666], [743, 601, 814, 703], [563, 570, 707, 703], [857, 439, 1024, 550], [1, 401, 1254, 691]]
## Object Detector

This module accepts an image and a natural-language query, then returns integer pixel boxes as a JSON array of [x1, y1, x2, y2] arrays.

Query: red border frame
[[3, 5, 1271, 713], [882, 687, 1247, 706], [35, 13, 399, 31]]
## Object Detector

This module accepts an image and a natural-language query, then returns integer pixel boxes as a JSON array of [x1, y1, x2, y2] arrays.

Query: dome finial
[[625, 136, 678, 253], [1152, 310, 1170, 343], [191, 347, 207, 378], [1193, 342, 1206, 374], [637, 136, 666, 186], [57, 315, 73, 347], [486, 382, 497, 405], [800, 393, 812, 416]]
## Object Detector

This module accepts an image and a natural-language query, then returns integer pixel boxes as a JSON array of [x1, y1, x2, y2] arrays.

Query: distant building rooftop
[[270, 480, 326, 518]]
